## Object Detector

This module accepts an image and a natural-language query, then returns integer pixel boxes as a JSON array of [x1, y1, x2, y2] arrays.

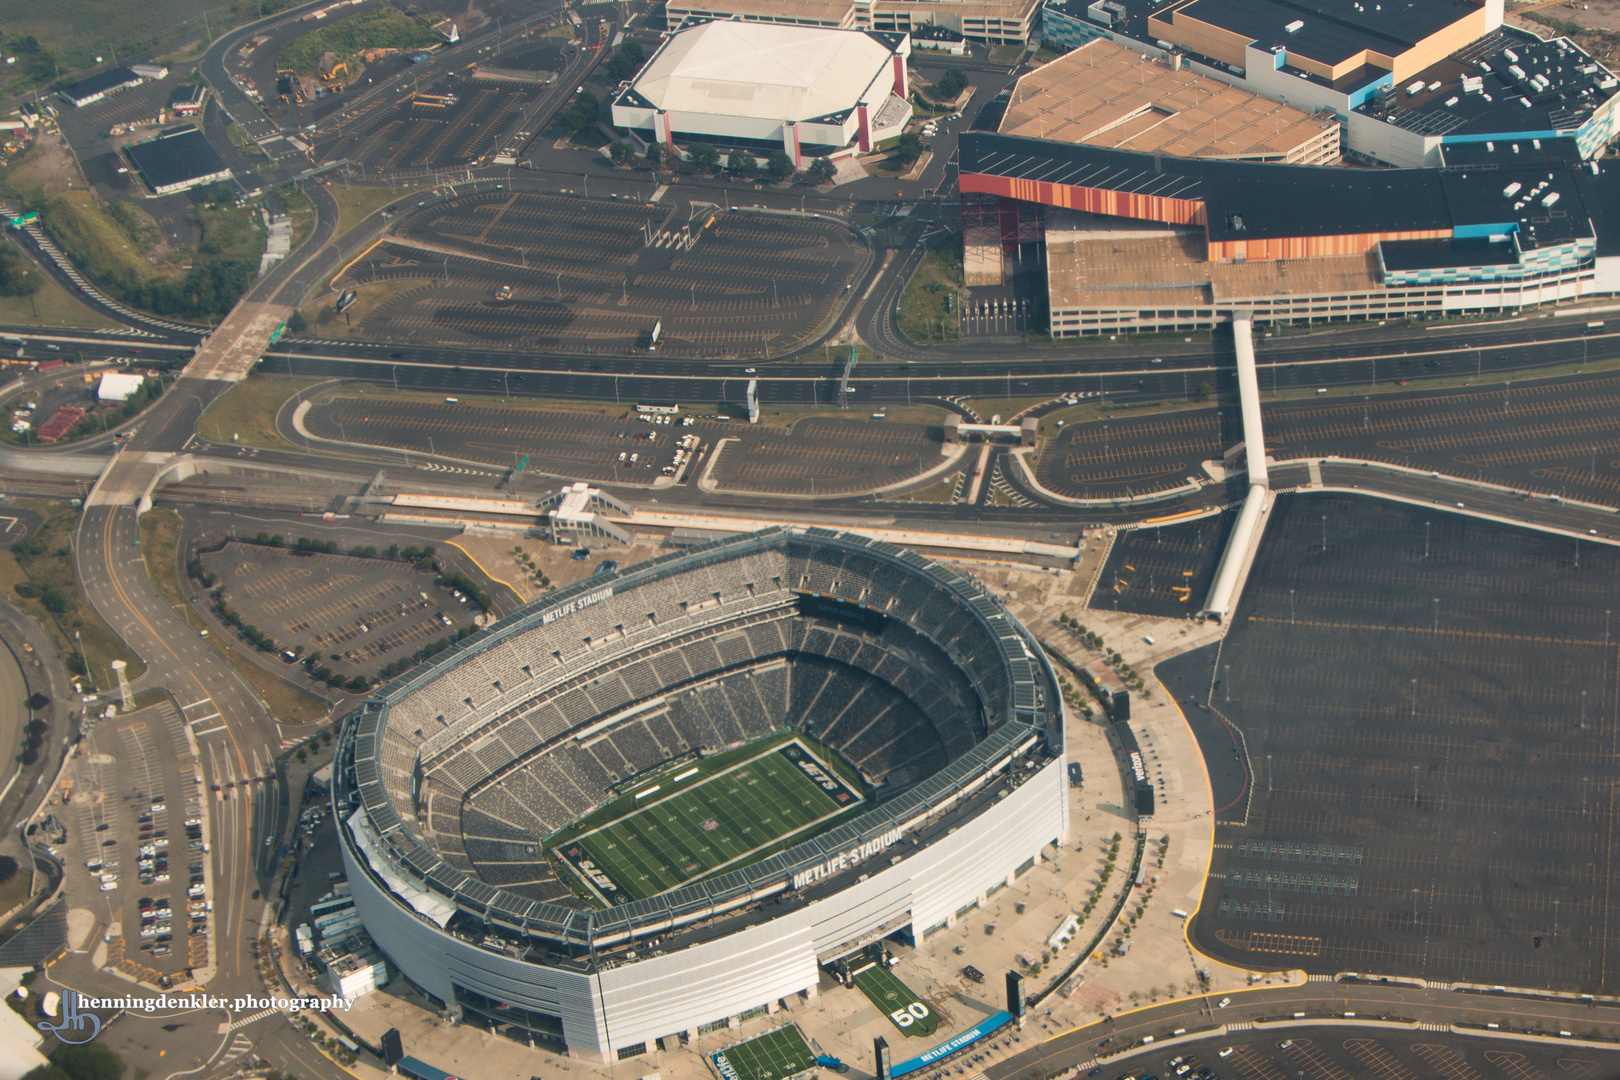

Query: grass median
[[197, 374, 325, 453]]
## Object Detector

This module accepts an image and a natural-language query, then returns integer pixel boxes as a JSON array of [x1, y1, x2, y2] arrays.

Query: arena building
[[959, 129, 1620, 333], [611, 22, 912, 162], [333, 527, 1067, 1060]]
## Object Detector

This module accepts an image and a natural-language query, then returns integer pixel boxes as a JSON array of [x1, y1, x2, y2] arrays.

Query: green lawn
[[854, 964, 939, 1036], [713, 1026, 817, 1080], [554, 737, 865, 903], [898, 235, 963, 343]]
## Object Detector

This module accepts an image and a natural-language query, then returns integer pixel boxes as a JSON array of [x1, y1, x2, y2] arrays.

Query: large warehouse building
[[334, 527, 1068, 1060], [610, 22, 912, 162], [1041, 0, 1619, 167], [960, 128, 1620, 333]]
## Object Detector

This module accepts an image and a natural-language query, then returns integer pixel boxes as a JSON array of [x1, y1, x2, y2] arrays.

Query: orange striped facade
[[961, 171, 1454, 262], [959, 172, 1207, 228]]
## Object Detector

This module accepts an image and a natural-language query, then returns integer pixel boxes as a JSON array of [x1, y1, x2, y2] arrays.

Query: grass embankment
[[139, 509, 331, 726], [0, 500, 142, 691], [39, 188, 265, 321], [311, 278, 419, 332], [0, 247, 119, 329], [197, 374, 324, 452], [278, 10, 442, 76], [898, 235, 962, 343]]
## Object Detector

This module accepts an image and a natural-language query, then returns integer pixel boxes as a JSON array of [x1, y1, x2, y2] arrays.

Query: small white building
[[97, 372, 146, 402], [610, 21, 912, 165]]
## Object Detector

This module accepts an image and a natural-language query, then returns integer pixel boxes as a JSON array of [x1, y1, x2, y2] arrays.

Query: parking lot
[[1090, 513, 1233, 619], [65, 701, 208, 983], [706, 415, 945, 496], [1042, 370, 1620, 505], [1065, 1028, 1620, 1080], [200, 541, 478, 681], [343, 193, 867, 357], [1184, 492, 1620, 990]]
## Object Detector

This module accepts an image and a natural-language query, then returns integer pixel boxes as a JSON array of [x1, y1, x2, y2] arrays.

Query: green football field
[[554, 740, 863, 903], [713, 1025, 816, 1080], [854, 963, 940, 1036]]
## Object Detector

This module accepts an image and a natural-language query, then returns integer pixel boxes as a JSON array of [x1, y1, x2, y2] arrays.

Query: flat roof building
[[958, 129, 1620, 333], [611, 21, 912, 163], [1001, 39, 1339, 163], [664, 0, 1041, 44], [124, 125, 232, 195], [169, 84, 207, 116], [57, 67, 143, 108]]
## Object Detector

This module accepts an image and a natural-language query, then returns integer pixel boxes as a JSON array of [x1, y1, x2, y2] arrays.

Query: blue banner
[[890, 1011, 1013, 1078]]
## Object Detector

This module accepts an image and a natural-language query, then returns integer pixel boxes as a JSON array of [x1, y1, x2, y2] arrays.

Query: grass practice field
[[854, 963, 939, 1037], [554, 738, 865, 904], [713, 1026, 817, 1080]]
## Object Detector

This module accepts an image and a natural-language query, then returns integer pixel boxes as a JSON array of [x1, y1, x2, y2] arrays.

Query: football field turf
[[854, 963, 940, 1036], [555, 739, 864, 903], [713, 1025, 816, 1080]]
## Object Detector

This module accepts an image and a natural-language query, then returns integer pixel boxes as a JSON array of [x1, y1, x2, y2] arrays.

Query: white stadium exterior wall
[[340, 754, 1069, 1059]]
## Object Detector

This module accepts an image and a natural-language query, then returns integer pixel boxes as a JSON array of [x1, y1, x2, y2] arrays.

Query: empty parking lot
[[1179, 492, 1620, 991], [341, 192, 868, 356]]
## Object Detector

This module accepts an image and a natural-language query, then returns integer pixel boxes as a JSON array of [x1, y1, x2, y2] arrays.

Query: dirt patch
[[448, 534, 665, 604]]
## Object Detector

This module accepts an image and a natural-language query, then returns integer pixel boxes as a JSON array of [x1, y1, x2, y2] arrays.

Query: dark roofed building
[[125, 125, 232, 195], [58, 66, 143, 107]]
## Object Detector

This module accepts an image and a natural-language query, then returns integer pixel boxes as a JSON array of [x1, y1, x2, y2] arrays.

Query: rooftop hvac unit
[[1542, 191, 1560, 208], [1504, 48, 1519, 63], [1503, 181, 1522, 198], [1406, 80, 1426, 95], [1428, 80, 1442, 91], [1285, 18, 1304, 32]]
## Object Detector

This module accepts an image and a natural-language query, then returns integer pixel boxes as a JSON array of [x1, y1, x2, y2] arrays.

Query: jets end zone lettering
[[557, 843, 621, 896], [791, 828, 902, 889], [541, 585, 613, 626]]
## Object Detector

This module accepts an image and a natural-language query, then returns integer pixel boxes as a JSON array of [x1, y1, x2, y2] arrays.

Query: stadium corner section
[[333, 526, 1071, 1061]]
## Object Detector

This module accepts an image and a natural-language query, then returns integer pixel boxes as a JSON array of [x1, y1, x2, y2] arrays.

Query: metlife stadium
[[332, 527, 1069, 1059]]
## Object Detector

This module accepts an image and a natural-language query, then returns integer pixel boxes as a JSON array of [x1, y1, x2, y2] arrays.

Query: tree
[[644, 141, 667, 174], [52, 1044, 127, 1080], [1194, 381, 1212, 402], [688, 143, 721, 174], [893, 131, 923, 166], [765, 149, 796, 182], [557, 90, 599, 136], [726, 148, 758, 178], [605, 38, 645, 80], [935, 66, 969, 101], [609, 140, 634, 166], [286, 309, 308, 332], [27, 692, 49, 712], [0, 247, 42, 298], [807, 157, 837, 185]]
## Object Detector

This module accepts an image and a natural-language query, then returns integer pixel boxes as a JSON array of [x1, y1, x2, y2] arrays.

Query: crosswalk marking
[[227, 1007, 279, 1031]]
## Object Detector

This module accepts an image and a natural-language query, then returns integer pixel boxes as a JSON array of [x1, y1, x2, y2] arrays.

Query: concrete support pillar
[[856, 103, 871, 153], [687, 1028, 700, 1043], [804, 983, 818, 1000], [728, 1016, 740, 1030]]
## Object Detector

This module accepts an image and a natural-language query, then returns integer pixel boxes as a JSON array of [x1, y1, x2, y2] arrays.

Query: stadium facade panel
[[335, 527, 1068, 1059]]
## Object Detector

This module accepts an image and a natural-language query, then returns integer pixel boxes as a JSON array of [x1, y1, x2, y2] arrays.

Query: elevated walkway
[[1202, 315, 1270, 622]]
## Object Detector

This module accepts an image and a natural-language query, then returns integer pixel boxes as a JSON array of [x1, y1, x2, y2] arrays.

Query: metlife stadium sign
[[790, 828, 903, 889], [540, 585, 613, 625]]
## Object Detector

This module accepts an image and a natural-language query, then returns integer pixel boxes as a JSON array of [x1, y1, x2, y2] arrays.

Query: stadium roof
[[1165, 0, 1470, 65], [1000, 38, 1336, 160], [628, 22, 900, 122], [124, 125, 230, 193]]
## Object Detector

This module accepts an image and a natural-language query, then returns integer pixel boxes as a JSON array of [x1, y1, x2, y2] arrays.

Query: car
[[1277, 1040, 1293, 1050], [1218, 1049, 1233, 1059], [140, 925, 158, 937], [1217, 997, 1230, 1008], [99, 881, 118, 891]]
